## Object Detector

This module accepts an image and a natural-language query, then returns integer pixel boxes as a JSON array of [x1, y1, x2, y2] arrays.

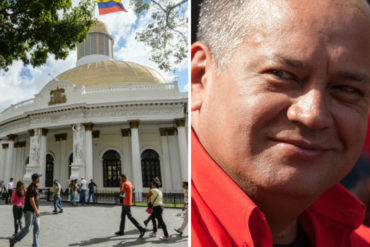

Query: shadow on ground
[[69, 232, 187, 246]]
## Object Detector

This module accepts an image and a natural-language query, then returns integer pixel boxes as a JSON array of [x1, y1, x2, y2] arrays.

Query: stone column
[[167, 128, 182, 192], [71, 123, 85, 179], [0, 140, 5, 181], [2, 143, 9, 182], [160, 128, 173, 192], [39, 129, 48, 188], [84, 123, 94, 181], [4, 135, 16, 183], [121, 129, 132, 179], [175, 118, 188, 181], [129, 120, 143, 196], [14, 141, 26, 181], [24, 129, 41, 183], [56, 134, 67, 188], [92, 131, 100, 186]]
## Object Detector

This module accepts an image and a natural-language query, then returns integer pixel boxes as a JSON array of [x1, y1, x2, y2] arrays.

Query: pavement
[[0, 200, 188, 247]]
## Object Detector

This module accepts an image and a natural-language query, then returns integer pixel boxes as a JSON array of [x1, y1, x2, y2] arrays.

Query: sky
[[0, 0, 188, 112]]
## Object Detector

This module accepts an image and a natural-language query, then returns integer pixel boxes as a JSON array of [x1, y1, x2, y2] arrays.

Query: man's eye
[[333, 85, 363, 96], [266, 70, 297, 81]]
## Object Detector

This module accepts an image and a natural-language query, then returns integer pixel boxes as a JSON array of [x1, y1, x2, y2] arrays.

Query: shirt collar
[[192, 128, 365, 245]]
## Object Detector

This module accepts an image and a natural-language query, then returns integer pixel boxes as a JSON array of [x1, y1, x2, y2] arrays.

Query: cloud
[[0, 0, 188, 111]]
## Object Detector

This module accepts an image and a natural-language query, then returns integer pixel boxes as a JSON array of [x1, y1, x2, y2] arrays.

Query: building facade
[[0, 22, 188, 193]]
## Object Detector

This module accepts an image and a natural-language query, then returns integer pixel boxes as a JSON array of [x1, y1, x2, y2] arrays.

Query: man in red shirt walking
[[191, 0, 370, 246], [115, 174, 145, 237]]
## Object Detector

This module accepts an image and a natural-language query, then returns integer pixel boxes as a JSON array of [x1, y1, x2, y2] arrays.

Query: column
[[54, 136, 61, 183], [0, 140, 5, 181], [39, 129, 48, 188], [121, 129, 132, 179], [92, 131, 101, 186], [129, 120, 143, 195], [84, 123, 94, 181], [1, 143, 8, 182], [4, 135, 16, 183], [175, 118, 188, 181], [160, 128, 173, 192], [167, 128, 182, 192], [14, 141, 26, 181], [71, 123, 86, 179], [59, 134, 67, 188]]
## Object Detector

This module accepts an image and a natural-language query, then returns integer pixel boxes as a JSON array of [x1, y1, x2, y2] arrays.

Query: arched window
[[68, 154, 73, 178], [141, 149, 161, 188], [103, 150, 121, 187], [45, 154, 54, 187]]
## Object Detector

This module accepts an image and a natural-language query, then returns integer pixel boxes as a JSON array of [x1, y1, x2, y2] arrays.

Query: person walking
[[5, 178, 14, 204], [10, 181, 26, 236], [52, 180, 63, 214], [79, 177, 87, 205], [115, 174, 146, 237], [175, 181, 188, 235], [9, 173, 42, 247], [87, 179, 97, 204], [146, 178, 169, 240]]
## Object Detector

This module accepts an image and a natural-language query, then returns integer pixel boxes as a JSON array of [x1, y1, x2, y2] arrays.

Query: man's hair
[[197, 0, 250, 67], [341, 156, 370, 191], [121, 174, 127, 179]]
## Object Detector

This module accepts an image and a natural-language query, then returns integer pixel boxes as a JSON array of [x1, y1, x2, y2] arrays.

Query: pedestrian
[[115, 174, 146, 238], [5, 178, 14, 204], [70, 179, 77, 206], [52, 180, 63, 214], [10, 181, 26, 236], [9, 173, 42, 247], [87, 179, 97, 204], [143, 177, 160, 232], [79, 177, 87, 205], [175, 181, 188, 235], [146, 178, 169, 240]]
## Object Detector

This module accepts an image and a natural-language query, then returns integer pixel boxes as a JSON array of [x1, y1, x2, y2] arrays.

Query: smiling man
[[191, 0, 370, 246]]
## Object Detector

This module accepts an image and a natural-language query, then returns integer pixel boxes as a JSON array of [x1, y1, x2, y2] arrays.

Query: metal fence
[[41, 188, 185, 208]]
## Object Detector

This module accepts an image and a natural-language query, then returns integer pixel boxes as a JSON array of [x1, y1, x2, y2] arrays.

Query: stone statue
[[72, 124, 84, 162], [30, 129, 41, 164]]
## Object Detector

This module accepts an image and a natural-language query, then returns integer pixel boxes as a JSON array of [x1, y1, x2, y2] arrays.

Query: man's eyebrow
[[271, 54, 307, 69], [334, 72, 370, 83]]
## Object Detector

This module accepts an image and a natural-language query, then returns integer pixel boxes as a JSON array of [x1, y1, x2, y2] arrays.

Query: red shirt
[[121, 180, 134, 206], [191, 130, 370, 247]]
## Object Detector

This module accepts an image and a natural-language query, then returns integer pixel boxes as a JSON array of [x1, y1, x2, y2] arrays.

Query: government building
[[0, 22, 188, 194]]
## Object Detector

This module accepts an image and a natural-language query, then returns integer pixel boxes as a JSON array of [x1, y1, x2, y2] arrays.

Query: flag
[[96, 0, 127, 15]]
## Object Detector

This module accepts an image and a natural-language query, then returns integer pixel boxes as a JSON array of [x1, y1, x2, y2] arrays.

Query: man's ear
[[191, 42, 213, 112]]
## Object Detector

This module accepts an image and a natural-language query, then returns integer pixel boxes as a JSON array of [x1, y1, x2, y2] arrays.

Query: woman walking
[[146, 178, 169, 240], [10, 181, 26, 235]]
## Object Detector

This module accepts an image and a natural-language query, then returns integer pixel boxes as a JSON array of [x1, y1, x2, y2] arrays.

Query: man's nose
[[287, 89, 333, 129]]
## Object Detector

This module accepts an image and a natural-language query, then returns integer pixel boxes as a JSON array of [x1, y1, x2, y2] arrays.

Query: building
[[0, 22, 188, 194]]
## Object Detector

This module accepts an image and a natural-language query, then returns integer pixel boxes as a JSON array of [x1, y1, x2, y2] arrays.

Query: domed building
[[0, 22, 188, 194]]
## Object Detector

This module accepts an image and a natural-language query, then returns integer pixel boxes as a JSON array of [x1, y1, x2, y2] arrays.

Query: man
[[87, 179, 97, 204], [9, 173, 41, 247], [5, 178, 14, 204], [191, 0, 370, 246], [115, 174, 145, 238], [52, 180, 63, 214], [79, 177, 87, 205], [175, 181, 188, 235]]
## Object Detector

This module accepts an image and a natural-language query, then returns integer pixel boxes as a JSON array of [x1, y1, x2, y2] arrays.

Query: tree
[[134, 0, 188, 73], [0, 0, 97, 71]]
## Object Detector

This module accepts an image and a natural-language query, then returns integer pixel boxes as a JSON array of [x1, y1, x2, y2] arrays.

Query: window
[[68, 154, 73, 178], [45, 154, 54, 187], [103, 150, 121, 187], [141, 149, 161, 188]]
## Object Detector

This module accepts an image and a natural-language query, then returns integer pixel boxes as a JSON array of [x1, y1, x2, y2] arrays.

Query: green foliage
[[134, 0, 188, 72], [0, 0, 97, 71]]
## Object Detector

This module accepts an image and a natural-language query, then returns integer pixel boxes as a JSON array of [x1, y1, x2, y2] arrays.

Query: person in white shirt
[[5, 178, 14, 204], [79, 178, 87, 205], [175, 181, 188, 235]]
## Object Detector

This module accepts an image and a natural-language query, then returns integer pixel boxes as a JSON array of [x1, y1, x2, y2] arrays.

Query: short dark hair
[[121, 174, 127, 179], [183, 181, 188, 186], [341, 156, 370, 191]]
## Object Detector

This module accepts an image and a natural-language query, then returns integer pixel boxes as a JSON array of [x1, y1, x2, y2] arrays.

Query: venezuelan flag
[[96, 0, 127, 15]]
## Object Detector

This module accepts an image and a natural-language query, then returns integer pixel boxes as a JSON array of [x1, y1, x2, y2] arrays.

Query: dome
[[54, 60, 168, 87], [90, 21, 111, 35]]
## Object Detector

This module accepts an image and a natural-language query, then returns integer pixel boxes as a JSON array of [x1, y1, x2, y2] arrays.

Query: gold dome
[[55, 60, 167, 87], [90, 21, 110, 34]]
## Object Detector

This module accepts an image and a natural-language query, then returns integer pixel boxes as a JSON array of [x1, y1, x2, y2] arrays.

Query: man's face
[[193, 0, 370, 198], [34, 178, 40, 184]]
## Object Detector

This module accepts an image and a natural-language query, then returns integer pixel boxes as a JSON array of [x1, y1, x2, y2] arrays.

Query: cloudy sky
[[0, 0, 188, 111]]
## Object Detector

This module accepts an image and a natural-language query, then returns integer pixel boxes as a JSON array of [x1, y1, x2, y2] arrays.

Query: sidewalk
[[0, 201, 188, 247]]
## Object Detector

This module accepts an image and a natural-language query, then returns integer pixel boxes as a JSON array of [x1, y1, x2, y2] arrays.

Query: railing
[[41, 188, 184, 208], [0, 98, 34, 114], [82, 82, 175, 95]]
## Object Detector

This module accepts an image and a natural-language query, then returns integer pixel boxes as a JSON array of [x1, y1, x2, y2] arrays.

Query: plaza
[[0, 201, 188, 247]]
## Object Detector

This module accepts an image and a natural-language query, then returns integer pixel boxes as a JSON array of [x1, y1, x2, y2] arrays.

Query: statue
[[72, 124, 84, 163]]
